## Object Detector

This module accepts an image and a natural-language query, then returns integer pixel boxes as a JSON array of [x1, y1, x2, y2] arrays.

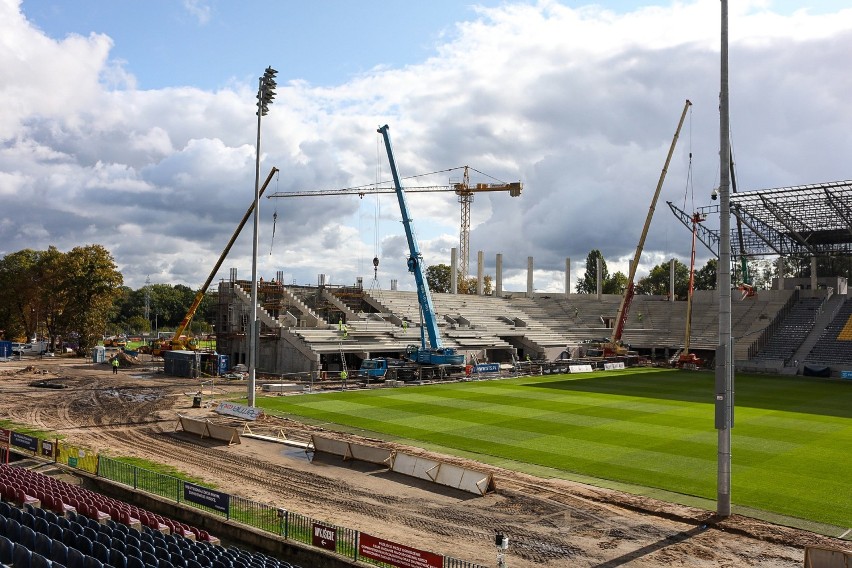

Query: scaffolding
[[669, 180, 852, 258]]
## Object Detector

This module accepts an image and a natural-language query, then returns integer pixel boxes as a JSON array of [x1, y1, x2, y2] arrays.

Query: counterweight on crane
[[607, 99, 692, 355]]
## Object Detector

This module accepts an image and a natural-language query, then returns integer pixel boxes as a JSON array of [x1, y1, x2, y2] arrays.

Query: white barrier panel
[[393, 451, 495, 496], [206, 422, 241, 445], [390, 451, 418, 477], [804, 546, 852, 568], [569, 365, 594, 373], [176, 416, 241, 446], [603, 362, 626, 370], [311, 435, 352, 458], [348, 442, 394, 466], [177, 416, 208, 436]]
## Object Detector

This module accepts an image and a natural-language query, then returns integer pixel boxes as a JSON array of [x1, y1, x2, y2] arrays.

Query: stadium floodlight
[[249, 65, 278, 407]]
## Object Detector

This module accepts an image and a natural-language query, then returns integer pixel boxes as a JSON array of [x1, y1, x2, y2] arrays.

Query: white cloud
[[1, 0, 851, 292]]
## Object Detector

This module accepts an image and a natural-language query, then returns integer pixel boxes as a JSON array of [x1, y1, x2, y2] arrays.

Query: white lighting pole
[[717, 0, 734, 517], [248, 66, 277, 407]]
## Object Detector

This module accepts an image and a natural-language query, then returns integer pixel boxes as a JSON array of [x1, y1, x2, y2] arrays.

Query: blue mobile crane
[[360, 125, 465, 378]]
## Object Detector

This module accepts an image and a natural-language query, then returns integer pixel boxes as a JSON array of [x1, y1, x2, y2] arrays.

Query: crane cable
[[681, 103, 695, 213], [269, 169, 281, 255]]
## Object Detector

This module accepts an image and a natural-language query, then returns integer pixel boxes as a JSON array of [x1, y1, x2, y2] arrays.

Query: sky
[[3, 0, 852, 294]]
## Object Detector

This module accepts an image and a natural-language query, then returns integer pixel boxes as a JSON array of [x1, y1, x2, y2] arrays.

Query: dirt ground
[[0, 356, 848, 568]]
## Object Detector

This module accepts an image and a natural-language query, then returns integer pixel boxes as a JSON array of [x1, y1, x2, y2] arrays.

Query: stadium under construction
[[214, 180, 852, 381]]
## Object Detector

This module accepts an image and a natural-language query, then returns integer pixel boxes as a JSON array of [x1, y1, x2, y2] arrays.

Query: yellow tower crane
[[267, 166, 522, 284]]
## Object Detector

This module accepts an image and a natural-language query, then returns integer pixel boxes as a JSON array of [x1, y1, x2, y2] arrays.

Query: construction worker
[[340, 369, 348, 382], [112, 356, 119, 374], [402, 320, 408, 331]]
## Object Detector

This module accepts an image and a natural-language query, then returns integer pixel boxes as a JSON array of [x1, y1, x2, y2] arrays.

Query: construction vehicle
[[676, 211, 705, 369], [358, 126, 465, 378], [605, 99, 692, 357], [153, 167, 279, 356]]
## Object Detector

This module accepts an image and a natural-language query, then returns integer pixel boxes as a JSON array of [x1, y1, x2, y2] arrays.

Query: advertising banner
[[11, 432, 38, 452], [359, 533, 442, 568], [184, 482, 230, 513], [215, 401, 263, 421]]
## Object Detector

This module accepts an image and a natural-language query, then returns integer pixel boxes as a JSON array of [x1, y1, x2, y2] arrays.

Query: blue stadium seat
[[62, 528, 77, 547], [48, 522, 63, 541], [109, 547, 128, 568], [33, 517, 49, 535], [7, 507, 22, 523], [83, 554, 104, 568], [74, 534, 93, 556], [19, 525, 37, 550], [125, 553, 145, 568], [139, 540, 156, 555], [141, 550, 159, 567], [31, 551, 51, 568], [154, 546, 171, 562], [34, 532, 51, 557], [20, 511, 36, 528], [96, 532, 112, 548], [125, 536, 141, 550], [92, 541, 111, 564], [44, 511, 59, 525], [4, 518, 22, 543], [13, 542, 32, 568], [55, 517, 71, 530], [112, 523, 129, 536], [82, 527, 98, 542], [50, 538, 69, 565], [138, 532, 154, 546], [124, 544, 142, 560], [186, 559, 203, 568], [0, 501, 12, 518], [65, 546, 86, 568], [0, 534, 14, 565], [110, 539, 126, 553]]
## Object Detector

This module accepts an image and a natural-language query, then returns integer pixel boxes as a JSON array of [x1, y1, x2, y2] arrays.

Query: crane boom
[[377, 125, 442, 350], [376, 125, 464, 367], [169, 167, 279, 349], [611, 99, 692, 346]]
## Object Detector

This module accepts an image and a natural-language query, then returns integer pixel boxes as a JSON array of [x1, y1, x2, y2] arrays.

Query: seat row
[[0, 465, 214, 543], [0, 504, 303, 568]]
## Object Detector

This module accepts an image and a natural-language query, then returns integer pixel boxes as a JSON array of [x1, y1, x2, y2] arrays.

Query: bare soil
[[1, 357, 848, 567]]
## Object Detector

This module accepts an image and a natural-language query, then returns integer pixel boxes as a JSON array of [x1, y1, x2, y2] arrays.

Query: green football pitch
[[255, 368, 851, 530]]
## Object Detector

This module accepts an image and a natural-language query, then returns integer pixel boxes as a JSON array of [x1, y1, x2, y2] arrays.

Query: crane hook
[[373, 256, 379, 279]]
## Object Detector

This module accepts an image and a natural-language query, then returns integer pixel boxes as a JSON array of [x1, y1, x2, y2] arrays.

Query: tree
[[694, 259, 717, 290], [426, 264, 452, 293], [603, 271, 627, 295], [576, 250, 608, 294], [636, 260, 690, 299]]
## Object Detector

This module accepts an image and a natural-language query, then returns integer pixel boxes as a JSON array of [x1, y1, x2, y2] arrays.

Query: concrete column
[[496, 253, 503, 297], [810, 256, 818, 291], [776, 256, 785, 290], [565, 257, 571, 295], [670, 258, 676, 301], [527, 256, 534, 297], [477, 250, 484, 295], [450, 248, 458, 294], [596, 257, 602, 300]]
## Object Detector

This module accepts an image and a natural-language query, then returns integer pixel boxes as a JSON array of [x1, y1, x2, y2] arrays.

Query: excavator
[[150, 167, 279, 356], [601, 99, 692, 358]]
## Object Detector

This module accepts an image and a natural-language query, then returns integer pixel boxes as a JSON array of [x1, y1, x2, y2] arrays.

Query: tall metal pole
[[716, 0, 734, 517], [248, 75, 263, 408]]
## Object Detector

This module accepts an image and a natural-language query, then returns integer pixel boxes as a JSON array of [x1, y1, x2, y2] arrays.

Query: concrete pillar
[[477, 250, 484, 295], [527, 256, 534, 297], [565, 257, 571, 295], [450, 248, 458, 294], [810, 256, 818, 291], [776, 256, 785, 290], [496, 253, 503, 297], [596, 257, 602, 300], [670, 258, 676, 301]]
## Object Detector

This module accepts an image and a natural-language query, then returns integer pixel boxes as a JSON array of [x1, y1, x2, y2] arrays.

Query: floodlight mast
[[717, 0, 734, 518]]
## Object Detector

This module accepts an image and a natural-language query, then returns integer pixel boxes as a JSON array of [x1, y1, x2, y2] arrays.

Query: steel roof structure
[[668, 179, 852, 258]]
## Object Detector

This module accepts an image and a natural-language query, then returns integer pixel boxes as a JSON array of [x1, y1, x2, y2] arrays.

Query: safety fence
[[0, 428, 486, 568]]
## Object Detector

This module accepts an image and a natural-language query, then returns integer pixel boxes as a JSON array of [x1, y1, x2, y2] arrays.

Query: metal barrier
[[8, 430, 487, 568]]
